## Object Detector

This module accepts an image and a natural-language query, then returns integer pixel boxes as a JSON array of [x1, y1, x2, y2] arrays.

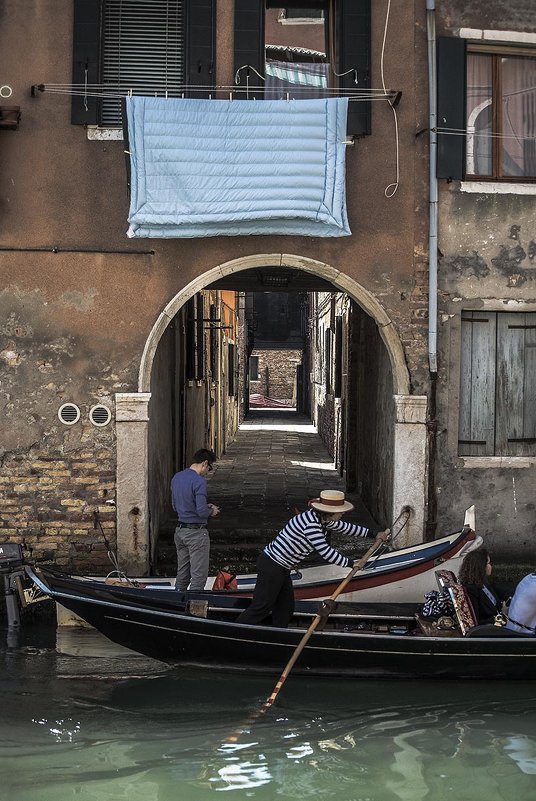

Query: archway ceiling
[[206, 267, 335, 292]]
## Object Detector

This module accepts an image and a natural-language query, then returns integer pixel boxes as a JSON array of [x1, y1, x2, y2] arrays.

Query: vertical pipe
[[425, 0, 439, 539], [427, 0, 438, 374]]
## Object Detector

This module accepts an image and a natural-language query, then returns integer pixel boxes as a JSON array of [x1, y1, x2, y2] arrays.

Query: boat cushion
[[435, 569, 478, 634]]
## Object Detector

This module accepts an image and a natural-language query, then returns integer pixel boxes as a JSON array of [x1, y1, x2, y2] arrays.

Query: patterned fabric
[[435, 569, 478, 634], [421, 590, 455, 619], [264, 508, 372, 570]]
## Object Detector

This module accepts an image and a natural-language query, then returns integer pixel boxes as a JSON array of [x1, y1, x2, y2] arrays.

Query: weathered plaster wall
[[435, 190, 536, 552], [437, 0, 535, 30], [433, 2, 536, 553]]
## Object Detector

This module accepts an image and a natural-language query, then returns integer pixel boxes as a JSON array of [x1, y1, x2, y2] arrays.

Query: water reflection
[[2, 624, 536, 800]]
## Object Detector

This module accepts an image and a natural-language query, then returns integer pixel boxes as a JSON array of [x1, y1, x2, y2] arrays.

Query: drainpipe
[[425, 0, 439, 540], [426, 0, 438, 374]]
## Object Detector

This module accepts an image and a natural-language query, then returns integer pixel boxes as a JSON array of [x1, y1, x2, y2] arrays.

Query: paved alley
[[158, 408, 378, 576]]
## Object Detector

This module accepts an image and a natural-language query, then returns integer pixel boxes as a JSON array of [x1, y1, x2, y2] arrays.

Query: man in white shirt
[[505, 572, 536, 634]]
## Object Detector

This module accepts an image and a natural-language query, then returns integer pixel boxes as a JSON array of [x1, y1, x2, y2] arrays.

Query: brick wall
[[317, 394, 336, 457], [0, 442, 116, 571], [250, 349, 302, 401]]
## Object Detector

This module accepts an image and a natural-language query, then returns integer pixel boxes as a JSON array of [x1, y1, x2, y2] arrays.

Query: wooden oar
[[225, 528, 390, 745], [261, 533, 389, 710], [223, 532, 389, 745]]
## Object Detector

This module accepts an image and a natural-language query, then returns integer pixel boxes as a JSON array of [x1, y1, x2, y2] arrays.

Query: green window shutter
[[495, 313, 536, 456], [186, 0, 216, 93], [233, 0, 264, 91], [437, 37, 467, 180], [458, 311, 496, 456], [71, 0, 102, 125], [338, 0, 371, 136]]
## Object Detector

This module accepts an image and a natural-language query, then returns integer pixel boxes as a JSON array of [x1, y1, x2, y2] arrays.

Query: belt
[[507, 616, 536, 633], [177, 522, 206, 529]]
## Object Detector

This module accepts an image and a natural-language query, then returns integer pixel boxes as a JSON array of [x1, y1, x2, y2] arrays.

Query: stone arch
[[138, 254, 410, 395], [116, 254, 425, 574]]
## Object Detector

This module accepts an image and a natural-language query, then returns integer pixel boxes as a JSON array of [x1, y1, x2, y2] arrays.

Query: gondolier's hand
[[375, 528, 391, 544]]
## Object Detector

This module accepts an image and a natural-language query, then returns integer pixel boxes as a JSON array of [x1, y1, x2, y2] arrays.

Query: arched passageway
[[115, 255, 426, 575]]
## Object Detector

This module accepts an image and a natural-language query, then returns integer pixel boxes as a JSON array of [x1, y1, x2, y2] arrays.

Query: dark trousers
[[237, 551, 295, 628]]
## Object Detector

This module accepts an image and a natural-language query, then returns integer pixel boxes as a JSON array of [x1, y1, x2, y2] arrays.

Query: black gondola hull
[[28, 567, 536, 680]]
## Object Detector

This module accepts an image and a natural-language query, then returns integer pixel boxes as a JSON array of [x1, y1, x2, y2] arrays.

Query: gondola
[[86, 522, 482, 604], [26, 564, 536, 680]]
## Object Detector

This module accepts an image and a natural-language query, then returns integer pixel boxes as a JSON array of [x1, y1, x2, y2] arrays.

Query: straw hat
[[309, 490, 354, 514]]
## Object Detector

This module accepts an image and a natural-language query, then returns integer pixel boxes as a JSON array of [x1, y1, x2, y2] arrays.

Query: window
[[234, 0, 371, 136], [100, 0, 186, 127], [438, 38, 536, 181], [249, 355, 260, 381], [72, 0, 215, 126], [466, 49, 536, 179], [459, 311, 536, 456], [265, 5, 329, 100], [281, 8, 324, 23]]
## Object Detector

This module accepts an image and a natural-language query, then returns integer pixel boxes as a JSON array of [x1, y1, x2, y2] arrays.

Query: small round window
[[58, 403, 81, 425], [89, 404, 112, 427]]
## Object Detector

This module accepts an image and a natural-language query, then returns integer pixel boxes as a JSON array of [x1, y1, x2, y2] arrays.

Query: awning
[[265, 60, 328, 87], [125, 96, 350, 238]]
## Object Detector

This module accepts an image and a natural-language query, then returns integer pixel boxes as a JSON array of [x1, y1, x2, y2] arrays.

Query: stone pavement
[[156, 408, 378, 576]]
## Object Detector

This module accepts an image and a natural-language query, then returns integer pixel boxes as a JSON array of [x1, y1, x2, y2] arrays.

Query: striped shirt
[[264, 508, 374, 570]]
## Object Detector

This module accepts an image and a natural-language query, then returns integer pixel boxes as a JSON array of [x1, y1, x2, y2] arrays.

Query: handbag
[[213, 567, 238, 591]]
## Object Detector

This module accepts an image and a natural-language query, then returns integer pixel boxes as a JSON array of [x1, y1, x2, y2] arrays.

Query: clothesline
[[31, 83, 401, 104]]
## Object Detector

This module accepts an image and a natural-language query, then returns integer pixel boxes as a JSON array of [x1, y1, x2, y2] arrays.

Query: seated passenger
[[458, 548, 513, 625], [505, 572, 536, 634]]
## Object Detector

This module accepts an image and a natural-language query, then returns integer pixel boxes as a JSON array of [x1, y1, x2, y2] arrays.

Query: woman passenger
[[458, 548, 512, 625]]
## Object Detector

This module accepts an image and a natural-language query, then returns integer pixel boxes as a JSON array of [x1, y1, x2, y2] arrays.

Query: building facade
[[434, 2, 536, 557], [1, 1, 534, 573]]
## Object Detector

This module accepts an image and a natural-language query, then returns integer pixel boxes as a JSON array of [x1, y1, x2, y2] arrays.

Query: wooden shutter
[[437, 37, 467, 180], [495, 313, 536, 456], [71, 0, 102, 125], [233, 0, 264, 92], [325, 329, 332, 392], [228, 344, 237, 396], [338, 0, 371, 136], [185, 298, 196, 380], [334, 316, 343, 398], [196, 294, 205, 379], [186, 0, 216, 94], [458, 311, 496, 456]]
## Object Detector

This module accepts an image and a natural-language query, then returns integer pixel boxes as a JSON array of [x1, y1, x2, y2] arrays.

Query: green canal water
[[1, 622, 536, 801]]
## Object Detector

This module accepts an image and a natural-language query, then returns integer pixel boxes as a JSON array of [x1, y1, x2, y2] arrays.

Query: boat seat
[[465, 623, 535, 638], [435, 569, 478, 634]]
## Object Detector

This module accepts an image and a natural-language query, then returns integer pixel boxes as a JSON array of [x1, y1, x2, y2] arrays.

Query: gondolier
[[236, 489, 390, 628]]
